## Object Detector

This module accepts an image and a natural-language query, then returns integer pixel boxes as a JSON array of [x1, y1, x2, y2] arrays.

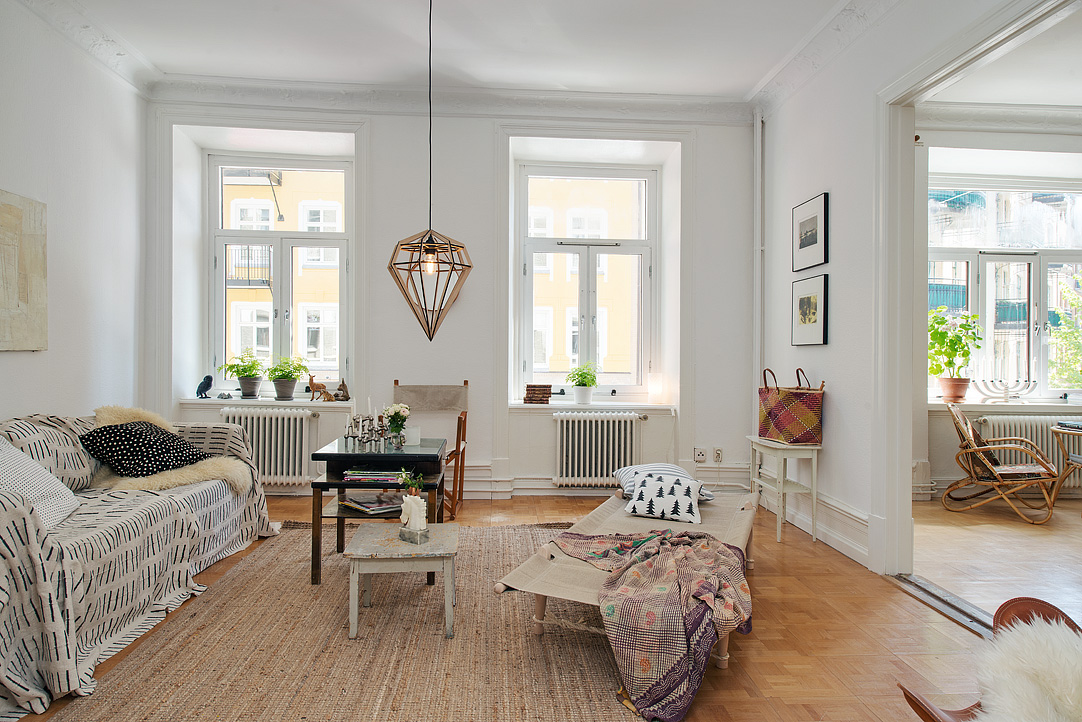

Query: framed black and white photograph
[[792, 274, 827, 346], [792, 192, 828, 271]]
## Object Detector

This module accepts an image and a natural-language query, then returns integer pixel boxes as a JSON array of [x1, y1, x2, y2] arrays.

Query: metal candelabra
[[973, 379, 1038, 403], [344, 414, 388, 450]]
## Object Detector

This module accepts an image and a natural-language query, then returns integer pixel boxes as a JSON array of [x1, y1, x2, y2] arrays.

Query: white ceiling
[[70, 0, 843, 98], [930, 7, 1082, 106]]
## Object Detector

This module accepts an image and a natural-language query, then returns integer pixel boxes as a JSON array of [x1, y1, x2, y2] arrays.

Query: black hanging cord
[[428, 0, 433, 234]]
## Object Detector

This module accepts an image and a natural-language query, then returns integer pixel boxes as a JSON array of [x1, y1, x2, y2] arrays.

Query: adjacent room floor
[[912, 496, 1082, 622]]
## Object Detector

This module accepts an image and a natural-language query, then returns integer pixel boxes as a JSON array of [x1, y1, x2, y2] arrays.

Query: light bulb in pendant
[[423, 249, 437, 275]]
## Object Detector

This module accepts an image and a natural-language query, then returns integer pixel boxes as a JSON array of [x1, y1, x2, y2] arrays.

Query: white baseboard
[[754, 471, 870, 567]]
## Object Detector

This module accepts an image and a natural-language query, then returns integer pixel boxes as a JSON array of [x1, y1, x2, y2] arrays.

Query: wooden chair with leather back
[[393, 380, 467, 521], [898, 596, 1081, 721]]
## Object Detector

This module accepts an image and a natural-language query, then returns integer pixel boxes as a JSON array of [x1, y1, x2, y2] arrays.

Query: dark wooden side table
[[309, 437, 446, 584]]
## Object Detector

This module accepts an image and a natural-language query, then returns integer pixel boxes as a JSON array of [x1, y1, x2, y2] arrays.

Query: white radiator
[[220, 407, 317, 486], [976, 414, 1082, 487], [554, 412, 642, 487]]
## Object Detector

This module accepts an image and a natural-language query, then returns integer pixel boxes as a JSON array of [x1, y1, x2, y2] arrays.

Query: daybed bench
[[0, 412, 275, 718], [495, 490, 757, 665]]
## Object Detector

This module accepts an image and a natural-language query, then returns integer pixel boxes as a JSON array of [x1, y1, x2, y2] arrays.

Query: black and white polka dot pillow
[[80, 421, 210, 478], [623, 472, 702, 524]]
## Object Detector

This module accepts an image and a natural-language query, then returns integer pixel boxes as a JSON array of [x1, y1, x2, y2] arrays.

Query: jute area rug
[[51, 524, 633, 722]]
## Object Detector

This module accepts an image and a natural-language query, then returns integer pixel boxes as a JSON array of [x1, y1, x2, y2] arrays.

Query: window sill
[[179, 397, 356, 409], [509, 401, 675, 414], [926, 397, 1082, 414]]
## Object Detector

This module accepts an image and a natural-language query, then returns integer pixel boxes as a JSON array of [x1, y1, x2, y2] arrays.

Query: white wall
[[171, 129, 205, 404], [0, 0, 144, 418], [152, 105, 756, 492], [761, 0, 1026, 567]]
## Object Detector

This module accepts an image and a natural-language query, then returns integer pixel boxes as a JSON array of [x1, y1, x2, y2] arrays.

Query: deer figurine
[[308, 375, 328, 401]]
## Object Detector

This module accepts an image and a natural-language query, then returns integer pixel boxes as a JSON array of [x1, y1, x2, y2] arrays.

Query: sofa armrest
[[173, 422, 259, 482]]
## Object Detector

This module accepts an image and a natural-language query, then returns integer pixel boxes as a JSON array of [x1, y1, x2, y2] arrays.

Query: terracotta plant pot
[[273, 378, 298, 401], [938, 376, 971, 403], [238, 376, 263, 399]]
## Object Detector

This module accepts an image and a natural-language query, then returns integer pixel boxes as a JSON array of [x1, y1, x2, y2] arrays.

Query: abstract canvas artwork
[[0, 189, 47, 350]]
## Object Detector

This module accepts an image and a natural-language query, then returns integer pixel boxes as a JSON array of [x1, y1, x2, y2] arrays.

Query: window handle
[[284, 308, 290, 321], [273, 308, 278, 319]]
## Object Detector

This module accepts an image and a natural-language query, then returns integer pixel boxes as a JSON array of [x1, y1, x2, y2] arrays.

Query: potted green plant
[[266, 356, 309, 401], [217, 348, 265, 399], [383, 403, 411, 449], [396, 467, 424, 496], [566, 362, 599, 404], [928, 306, 983, 403]]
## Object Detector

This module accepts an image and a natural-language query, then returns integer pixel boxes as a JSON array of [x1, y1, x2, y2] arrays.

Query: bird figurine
[[196, 375, 213, 398]]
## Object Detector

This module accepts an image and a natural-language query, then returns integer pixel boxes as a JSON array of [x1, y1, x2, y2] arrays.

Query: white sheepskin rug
[[91, 456, 253, 495], [974, 618, 1082, 722]]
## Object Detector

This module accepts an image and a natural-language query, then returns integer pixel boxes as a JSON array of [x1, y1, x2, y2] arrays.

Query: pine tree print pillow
[[622, 471, 702, 524]]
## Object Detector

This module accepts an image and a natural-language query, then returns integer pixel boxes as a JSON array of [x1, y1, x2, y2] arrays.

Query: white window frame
[[209, 154, 352, 395], [231, 199, 275, 231], [231, 301, 273, 360], [928, 177, 1082, 399], [515, 164, 657, 400], [298, 200, 343, 233], [298, 302, 340, 369]]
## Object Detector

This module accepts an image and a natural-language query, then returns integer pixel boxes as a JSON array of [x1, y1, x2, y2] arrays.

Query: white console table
[[746, 435, 821, 543]]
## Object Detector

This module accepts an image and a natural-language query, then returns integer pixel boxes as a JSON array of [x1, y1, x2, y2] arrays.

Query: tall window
[[213, 157, 350, 389], [516, 166, 655, 398], [928, 186, 1082, 396]]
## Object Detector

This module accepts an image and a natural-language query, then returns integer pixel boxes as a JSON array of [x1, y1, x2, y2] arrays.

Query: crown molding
[[916, 101, 1082, 134], [148, 76, 754, 125], [753, 0, 902, 116], [16, 0, 160, 92]]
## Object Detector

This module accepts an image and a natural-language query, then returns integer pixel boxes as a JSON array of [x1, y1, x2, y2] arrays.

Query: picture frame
[[792, 192, 828, 271], [792, 274, 827, 346]]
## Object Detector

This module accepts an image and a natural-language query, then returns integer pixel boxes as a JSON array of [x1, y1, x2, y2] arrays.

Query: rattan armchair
[[942, 404, 1077, 524], [899, 597, 1081, 721]]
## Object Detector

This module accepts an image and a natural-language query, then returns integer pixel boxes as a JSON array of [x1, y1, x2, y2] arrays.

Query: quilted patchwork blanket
[[554, 529, 751, 722]]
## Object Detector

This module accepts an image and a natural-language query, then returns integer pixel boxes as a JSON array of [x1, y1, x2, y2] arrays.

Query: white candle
[[368, 396, 372, 416]]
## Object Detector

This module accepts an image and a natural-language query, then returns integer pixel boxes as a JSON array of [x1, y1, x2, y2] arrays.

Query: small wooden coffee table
[[344, 523, 459, 639]]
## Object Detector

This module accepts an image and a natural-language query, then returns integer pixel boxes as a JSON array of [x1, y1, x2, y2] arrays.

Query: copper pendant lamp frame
[[387, 0, 472, 341]]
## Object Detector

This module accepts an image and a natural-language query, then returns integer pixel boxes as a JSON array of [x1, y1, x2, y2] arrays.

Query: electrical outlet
[[693, 447, 707, 463], [713, 448, 723, 463]]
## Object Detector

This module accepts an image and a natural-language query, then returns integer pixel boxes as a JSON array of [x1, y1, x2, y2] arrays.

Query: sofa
[[0, 412, 275, 718]]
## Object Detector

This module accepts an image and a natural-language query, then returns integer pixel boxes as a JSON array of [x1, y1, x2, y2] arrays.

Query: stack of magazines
[[342, 469, 401, 483], [339, 491, 404, 515]]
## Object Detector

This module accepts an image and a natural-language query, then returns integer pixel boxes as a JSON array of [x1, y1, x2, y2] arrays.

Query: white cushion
[[623, 471, 702, 524], [0, 436, 80, 528], [614, 463, 715, 502]]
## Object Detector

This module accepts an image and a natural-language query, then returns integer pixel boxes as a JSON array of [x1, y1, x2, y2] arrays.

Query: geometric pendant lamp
[[388, 229, 472, 341], [387, 0, 472, 340]]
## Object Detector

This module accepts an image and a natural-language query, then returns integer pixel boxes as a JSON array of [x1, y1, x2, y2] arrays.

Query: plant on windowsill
[[928, 305, 983, 404], [566, 362, 599, 405], [217, 348, 265, 400], [266, 356, 310, 401]]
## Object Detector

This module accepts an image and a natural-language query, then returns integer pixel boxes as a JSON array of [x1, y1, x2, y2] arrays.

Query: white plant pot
[[573, 386, 593, 404]]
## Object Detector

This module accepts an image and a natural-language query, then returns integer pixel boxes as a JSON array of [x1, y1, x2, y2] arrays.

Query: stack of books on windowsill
[[524, 384, 552, 404]]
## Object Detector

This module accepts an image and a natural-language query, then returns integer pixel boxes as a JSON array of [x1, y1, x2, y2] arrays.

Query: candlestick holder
[[974, 379, 1038, 403]]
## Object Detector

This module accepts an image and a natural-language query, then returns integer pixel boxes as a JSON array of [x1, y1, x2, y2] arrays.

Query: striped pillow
[[614, 463, 715, 502], [0, 415, 99, 491]]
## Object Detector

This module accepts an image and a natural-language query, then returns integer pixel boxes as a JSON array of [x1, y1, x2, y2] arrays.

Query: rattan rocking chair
[[899, 597, 1082, 721], [942, 404, 1076, 524]]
